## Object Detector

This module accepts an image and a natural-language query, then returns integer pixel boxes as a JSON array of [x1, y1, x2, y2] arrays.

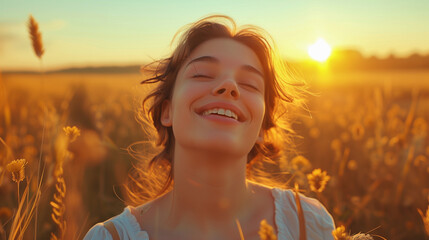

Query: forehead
[[184, 38, 263, 72]]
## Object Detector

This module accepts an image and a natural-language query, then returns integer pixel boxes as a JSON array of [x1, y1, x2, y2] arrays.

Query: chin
[[174, 130, 258, 158], [193, 137, 253, 158]]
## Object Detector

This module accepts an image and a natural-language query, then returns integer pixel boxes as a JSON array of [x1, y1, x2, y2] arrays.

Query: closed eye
[[240, 83, 260, 91], [192, 74, 213, 79]]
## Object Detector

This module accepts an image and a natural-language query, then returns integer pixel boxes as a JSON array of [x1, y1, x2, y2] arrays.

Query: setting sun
[[308, 38, 332, 62]]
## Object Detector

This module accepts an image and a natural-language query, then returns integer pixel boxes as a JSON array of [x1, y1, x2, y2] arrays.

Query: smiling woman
[[162, 38, 266, 160], [84, 15, 335, 240]]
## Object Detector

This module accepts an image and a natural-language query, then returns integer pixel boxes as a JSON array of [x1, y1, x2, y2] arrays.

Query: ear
[[160, 100, 172, 127]]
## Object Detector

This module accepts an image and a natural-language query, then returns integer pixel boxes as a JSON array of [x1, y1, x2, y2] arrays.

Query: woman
[[84, 15, 334, 240]]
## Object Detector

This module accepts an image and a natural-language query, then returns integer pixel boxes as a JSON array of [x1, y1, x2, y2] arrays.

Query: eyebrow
[[185, 55, 264, 78]]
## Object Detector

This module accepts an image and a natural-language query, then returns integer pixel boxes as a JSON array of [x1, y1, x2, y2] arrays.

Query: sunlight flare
[[308, 38, 332, 62]]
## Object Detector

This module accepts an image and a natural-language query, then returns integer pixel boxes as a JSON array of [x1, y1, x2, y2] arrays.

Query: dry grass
[[418, 205, 429, 236], [0, 72, 140, 239], [1, 70, 429, 239], [6, 175, 41, 240]]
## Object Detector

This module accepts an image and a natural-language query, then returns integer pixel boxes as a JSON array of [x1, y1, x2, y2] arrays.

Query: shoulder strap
[[104, 221, 120, 240], [293, 188, 307, 240]]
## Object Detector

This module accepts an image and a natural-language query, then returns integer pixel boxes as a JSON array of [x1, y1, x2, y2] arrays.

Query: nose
[[212, 78, 240, 99]]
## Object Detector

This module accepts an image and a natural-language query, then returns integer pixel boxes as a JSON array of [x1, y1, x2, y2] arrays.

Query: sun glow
[[308, 38, 332, 62]]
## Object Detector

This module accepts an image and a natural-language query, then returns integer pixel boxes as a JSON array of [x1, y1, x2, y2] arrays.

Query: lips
[[195, 102, 245, 122], [202, 108, 238, 120]]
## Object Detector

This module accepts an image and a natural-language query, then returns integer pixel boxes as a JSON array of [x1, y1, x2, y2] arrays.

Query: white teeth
[[225, 109, 232, 118], [202, 108, 238, 120]]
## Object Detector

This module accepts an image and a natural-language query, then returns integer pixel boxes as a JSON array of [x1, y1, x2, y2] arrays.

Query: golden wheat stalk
[[50, 165, 66, 240], [235, 219, 245, 240], [6, 159, 27, 213], [28, 13, 47, 239], [28, 15, 44, 59], [8, 181, 41, 240], [49, 126, 81, 240], [418, 206, 429, 237], [395, 145, 415, 205]]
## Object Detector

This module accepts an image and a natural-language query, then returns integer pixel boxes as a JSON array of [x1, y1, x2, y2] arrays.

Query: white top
[[84, 188, 335, 240]]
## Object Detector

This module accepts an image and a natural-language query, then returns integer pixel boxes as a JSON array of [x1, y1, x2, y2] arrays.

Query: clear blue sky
[[1, 0, 428, 70]]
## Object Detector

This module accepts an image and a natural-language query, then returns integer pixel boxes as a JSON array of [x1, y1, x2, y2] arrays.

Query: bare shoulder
[[246, 181, 276, 217], [245, 181, 278, 236], [130, 192, 171, 231], [247, 180, 274, 197]]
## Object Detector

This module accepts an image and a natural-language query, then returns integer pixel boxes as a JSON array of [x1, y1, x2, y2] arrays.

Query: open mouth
[[201, 108, 238, 120], [195, 102, 245, 122]]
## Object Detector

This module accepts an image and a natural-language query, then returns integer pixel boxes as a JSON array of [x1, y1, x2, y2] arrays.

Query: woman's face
[[161, 38, 265, 158]]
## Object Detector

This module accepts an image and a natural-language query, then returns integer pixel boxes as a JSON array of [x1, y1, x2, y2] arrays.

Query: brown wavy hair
[[126, 15, 308, 206]]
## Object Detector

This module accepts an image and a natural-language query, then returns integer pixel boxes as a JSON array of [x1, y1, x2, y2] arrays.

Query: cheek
[[169, 82, 206, 122], [249, 94, 266, 123]]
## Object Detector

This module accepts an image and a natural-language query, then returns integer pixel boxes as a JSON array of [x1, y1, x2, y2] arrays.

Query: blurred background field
[[2, 1, 429, 239], [1, 67, 428, 239]]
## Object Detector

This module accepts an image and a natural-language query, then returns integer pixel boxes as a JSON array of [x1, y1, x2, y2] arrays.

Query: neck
[[164, 144, 254, 234]]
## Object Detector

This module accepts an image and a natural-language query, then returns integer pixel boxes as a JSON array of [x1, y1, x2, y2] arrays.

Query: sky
[[1, 0, 429, 71]]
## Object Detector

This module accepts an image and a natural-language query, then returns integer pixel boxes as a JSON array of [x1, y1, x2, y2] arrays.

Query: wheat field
[[0, 69, 428, 239]]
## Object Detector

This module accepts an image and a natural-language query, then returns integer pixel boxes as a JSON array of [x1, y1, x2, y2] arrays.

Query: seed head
[[63, 126, 81, 142], [28, 15, 44, 58], [414, 155, 427, 167], [258, 219, 277, 240], [418, 205, 429, 236], [332, 225, 351, 240], [291, 155, 312, 173], [331, 139, 342, 151], [6, 159, 27, 183], [351, 233, 374, 240], [307, 168, 331, 193]]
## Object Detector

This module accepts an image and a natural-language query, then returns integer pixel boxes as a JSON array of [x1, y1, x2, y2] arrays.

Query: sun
[[308, 38, 332, 62]]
